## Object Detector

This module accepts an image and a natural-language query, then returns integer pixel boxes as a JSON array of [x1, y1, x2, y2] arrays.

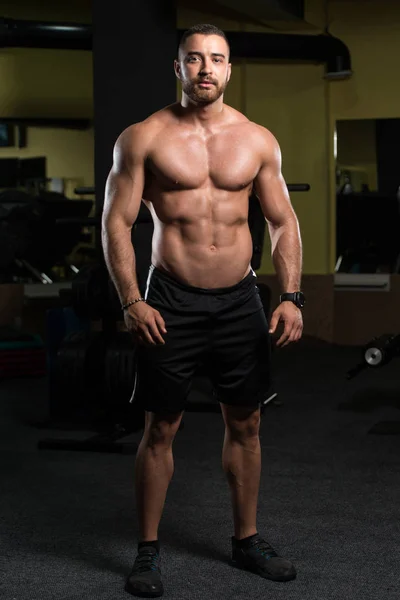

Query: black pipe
[[220, 31, 352, 79], [0, 17, 351, 79], [0, 17, 91, 50], [287, 183, 310, 192]]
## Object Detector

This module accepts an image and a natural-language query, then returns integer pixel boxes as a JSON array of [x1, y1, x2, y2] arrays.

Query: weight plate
[[365, 347, 383, 366]]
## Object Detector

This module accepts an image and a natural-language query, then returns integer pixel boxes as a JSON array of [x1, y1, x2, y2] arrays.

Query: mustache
[[196, 78, 217, 85]]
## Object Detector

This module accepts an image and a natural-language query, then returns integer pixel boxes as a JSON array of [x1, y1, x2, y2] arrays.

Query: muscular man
[[102, 23, 303, 598]]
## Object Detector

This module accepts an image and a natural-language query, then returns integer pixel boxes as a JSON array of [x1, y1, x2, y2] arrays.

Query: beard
[[182, 76, 228, 104]]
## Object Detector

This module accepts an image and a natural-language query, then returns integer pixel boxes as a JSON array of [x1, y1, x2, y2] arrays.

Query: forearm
[[102, 223, 142, 305], [268, 217, 302, 292]]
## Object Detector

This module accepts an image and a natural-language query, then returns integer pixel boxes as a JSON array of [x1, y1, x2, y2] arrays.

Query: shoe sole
[[124, 581, 164, 598], [230, 559, 297, 582]]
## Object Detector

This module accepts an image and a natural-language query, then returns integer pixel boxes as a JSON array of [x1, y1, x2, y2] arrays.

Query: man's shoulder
[[244, 121, 280, 157], [245, 121, 277, 145], [115, 107, 171, 154], [224, 107, 277, 142], [117, 104, 178, 149]]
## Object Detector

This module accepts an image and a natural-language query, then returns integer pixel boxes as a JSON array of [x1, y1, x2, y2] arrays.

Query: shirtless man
[[102, 23, 303, 598]]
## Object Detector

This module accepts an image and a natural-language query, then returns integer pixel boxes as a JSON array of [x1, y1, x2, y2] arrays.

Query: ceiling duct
[[0, 17, 351, 79]]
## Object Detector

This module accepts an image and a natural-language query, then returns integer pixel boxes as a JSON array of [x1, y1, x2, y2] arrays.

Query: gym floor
[[1, 338, 399, 600]]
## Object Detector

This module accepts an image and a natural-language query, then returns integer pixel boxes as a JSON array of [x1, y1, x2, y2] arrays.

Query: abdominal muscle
[[145, 190, 254, 289]]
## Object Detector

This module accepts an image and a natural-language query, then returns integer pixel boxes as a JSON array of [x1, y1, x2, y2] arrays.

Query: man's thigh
[[209, 306, 271, 408], [132, 311, 209, 413]]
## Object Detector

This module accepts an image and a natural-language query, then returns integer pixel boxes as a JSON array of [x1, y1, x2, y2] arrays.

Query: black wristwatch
[[280, 291, 305, 309]]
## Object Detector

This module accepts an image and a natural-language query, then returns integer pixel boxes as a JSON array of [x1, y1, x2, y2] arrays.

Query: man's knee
[[221, 404, 261, 440], [143, 410, 184, 447]]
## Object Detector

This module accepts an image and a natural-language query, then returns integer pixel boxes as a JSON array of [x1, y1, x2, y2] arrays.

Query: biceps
[[103, 165, 144, 228], [254, 170, 294, 227]]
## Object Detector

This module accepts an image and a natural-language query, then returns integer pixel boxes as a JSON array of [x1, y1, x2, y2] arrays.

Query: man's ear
[[227, 62, 232, 83], [174, 59, 181, 79]]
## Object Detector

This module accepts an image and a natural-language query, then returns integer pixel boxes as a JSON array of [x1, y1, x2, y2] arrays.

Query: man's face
[[175, 34, 231, 104]]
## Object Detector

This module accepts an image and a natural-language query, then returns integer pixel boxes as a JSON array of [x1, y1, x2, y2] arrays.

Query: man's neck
[[180, 95, 225, 124]]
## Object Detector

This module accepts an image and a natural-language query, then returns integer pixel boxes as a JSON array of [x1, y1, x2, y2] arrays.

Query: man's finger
[[287, 324, 302, 345], [281, 334, 293, 347], [269, 312, 280, 334], [155, 312, 167, 335], [276, 324, 291, 347], [295, 326, 303, 341], [283, 327, 298, 347], [148, 319, 165, 345], [140, 325, 157, 346], [280, 319, 301, 346]]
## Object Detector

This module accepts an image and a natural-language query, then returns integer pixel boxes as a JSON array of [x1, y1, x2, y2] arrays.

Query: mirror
[[335, 118, 400, 274]]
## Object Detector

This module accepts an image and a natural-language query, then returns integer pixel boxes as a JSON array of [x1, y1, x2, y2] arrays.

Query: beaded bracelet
[[121, 297, 146, 311]]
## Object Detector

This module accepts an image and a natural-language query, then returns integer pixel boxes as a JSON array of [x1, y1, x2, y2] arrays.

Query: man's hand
[[124, 302, 167, 346], [269, 301, 303, 347]]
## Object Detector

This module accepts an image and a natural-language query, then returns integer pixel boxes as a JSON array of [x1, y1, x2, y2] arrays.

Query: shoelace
[[253, 540, 278, 560], [135, 551, 160, 573]]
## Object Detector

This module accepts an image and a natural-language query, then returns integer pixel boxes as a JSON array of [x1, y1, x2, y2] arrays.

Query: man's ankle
[[138, 539, 160, 553], [234, 529, 258, 541]]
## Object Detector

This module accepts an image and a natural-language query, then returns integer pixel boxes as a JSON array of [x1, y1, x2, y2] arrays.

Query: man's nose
[[199, 58, 213, 74]]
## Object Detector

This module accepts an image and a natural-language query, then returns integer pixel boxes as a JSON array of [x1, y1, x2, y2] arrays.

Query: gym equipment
[[346, 334, 400, 380], [50, 330, 106, 418], [105, 331, 138, 412], [38, 326, 143, 454], [0, 158, 19, 187], [287, 184, 310, 192], [336, 191, 400, 273], [0, 188, 94, 281], [74, 186, 95, 195], [344, 333, 400, 435], [0, 326, 46, 379]]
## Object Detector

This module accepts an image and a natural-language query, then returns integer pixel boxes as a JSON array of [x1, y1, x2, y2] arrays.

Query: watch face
[[296, 292, 305, 308]]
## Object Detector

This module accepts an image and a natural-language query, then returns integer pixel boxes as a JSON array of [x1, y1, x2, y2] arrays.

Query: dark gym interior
[[1, 1, 400, 599]]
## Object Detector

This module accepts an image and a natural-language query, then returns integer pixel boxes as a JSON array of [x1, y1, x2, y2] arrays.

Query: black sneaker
[[231, 534, 297, 582], [125, 545, 164, 598]]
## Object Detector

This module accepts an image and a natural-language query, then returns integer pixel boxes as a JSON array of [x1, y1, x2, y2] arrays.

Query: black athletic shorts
[[131, 264, 271, 413]]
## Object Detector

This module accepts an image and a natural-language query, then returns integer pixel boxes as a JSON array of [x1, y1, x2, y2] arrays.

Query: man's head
[[175, 24, 231, 106]]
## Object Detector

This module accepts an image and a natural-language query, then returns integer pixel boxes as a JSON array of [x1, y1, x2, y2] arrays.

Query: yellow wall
[[0, 48, 93, 120], [329, 0, 400, 121], [0, 1, 94, 200]]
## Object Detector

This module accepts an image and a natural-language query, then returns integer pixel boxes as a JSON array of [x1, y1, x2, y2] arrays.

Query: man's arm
[[253, 129, 302, 293], [101, 124, 146, 306]]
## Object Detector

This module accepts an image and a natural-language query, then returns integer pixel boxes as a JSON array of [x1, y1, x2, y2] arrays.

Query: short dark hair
[[178, 24, 230, 58]]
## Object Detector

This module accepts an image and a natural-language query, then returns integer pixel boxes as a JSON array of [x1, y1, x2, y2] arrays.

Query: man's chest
[[146, 128, 260, 191]]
